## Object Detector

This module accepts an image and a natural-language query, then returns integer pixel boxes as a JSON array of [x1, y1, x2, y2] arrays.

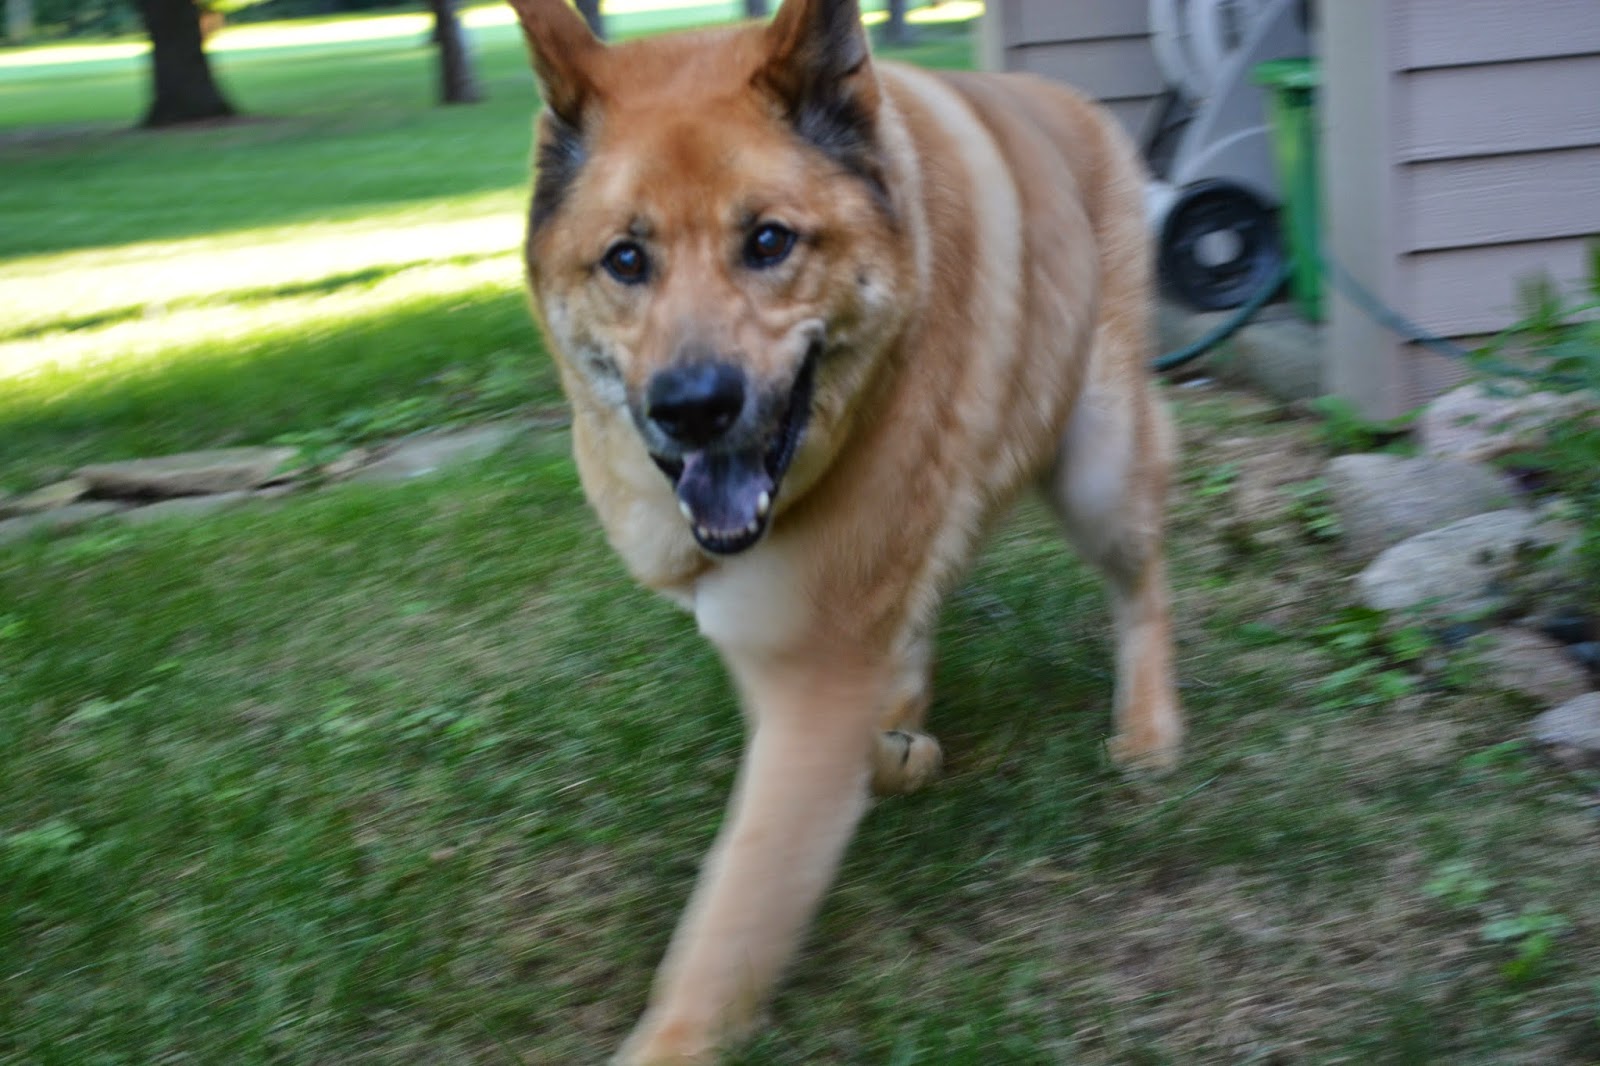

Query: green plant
[[1482, 906, 1571, 986], [1307, 395, 1418, 455], [1194, 461, 1240, 499], [1424, 860, 1493, 910], [1286, 477, 1342, 541], [1472, 249, 1600, 595], [1308, 607, 1432, 711], [1424, 861, 1572, 988]]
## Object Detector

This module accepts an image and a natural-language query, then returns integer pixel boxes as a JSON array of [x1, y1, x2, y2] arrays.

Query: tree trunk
[[882, 0, 913, 46], [5, 0, 34, 43], [428, 0, 482, 105], [742, 0, 767, 18], [133, 0, 237, 128], [574, 0, 603, 40]]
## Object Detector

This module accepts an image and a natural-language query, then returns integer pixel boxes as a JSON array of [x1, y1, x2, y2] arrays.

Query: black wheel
[[1158, 180, 1284, 311]]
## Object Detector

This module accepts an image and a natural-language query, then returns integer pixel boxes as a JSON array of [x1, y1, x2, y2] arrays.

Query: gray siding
[[981, 0, 1163, 140], [1325, 0, 1600, 416]]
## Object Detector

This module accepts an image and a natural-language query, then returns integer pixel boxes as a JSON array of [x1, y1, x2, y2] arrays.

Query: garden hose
[[1151, 259, 1294, 374], [1151, 251, 1507, 377]]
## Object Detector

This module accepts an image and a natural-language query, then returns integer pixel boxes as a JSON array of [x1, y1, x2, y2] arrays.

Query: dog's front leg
[[615, 652, 883, 1065]]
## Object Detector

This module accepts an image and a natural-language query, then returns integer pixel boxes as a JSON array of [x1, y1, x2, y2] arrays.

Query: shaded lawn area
[[5, 395, 1599, 1063], [4, 6, 1600, 1064]]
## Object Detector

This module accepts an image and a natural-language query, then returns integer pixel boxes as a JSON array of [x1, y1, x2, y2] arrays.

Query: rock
[[1471, 628, 1591, 706], [321, 447, 371, 480], [1156, 301, 1322, 402], [2, 477, 91, 516], [1419, 382, 1595, 463], [1533, 604, 1596, 645], [1324, 453, 1518, 561], [1529, 693, 1600, 769], [117, 492, 251, 527], [1356, 509, 1567, 616], [1570, 642, 1600, 676], [0, 502, 122, 545], [349, 423, 525, 484], [78, 447, 299, 498]]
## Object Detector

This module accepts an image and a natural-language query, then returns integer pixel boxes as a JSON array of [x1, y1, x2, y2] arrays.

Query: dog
[[506, 0, 1183, 1060]]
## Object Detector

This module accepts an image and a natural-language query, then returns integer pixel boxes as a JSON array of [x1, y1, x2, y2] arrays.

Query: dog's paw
[[870, 729, 943, 796], [1106, 729, 1181, 775], [613, 1015, 717, 1066]]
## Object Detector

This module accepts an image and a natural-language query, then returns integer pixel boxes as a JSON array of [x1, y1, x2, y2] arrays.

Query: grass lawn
[[3, 6, 1599, 1064]]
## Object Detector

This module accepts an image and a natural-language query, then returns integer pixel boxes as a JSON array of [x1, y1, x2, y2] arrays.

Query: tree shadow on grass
[[0, 284, 562, 489]]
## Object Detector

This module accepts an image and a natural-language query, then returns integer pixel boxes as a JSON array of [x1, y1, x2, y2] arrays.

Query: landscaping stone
[[1419, 382, 1594, 463], [1529, 693, 1600, 770], [1324, 452, 1517, 561], [1570, 642, 1600, 676], [349, 423, 525, 483], [117, 492, 251, 527], [0, 501, 122, 545], [1471, 628, 1591, 707], [1356, 509, 1557, 616], [321, 447, 371, 480], [79, 447, 298, 498], [3, 477, 90, 516], [1534, 604, 1596, 645], [1156, 301, 1322, 402]]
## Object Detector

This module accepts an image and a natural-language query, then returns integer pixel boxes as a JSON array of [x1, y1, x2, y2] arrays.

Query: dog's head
[[509, 0, 914, 555]]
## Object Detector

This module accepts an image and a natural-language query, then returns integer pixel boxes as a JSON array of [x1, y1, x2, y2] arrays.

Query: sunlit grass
[[0, 195, 524, 354]]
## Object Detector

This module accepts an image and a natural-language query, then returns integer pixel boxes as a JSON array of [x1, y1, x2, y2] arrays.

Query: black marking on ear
[[530, 112, 586, 233], [793, 94, 890, 212]]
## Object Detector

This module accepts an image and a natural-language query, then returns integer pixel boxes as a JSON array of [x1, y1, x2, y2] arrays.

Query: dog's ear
[[757, 0, 885, 189], [506, 0, 604, 128]]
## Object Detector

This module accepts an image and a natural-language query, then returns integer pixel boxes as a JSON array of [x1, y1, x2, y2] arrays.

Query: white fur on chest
[[690, 542, 809, 655]]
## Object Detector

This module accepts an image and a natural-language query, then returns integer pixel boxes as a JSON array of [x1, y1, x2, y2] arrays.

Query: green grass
[[4, 7, 1599, 1064]]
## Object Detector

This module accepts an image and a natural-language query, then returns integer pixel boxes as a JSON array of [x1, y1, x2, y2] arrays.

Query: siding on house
[[1324, 0, 1600, 416], [980, 0, 1163, 140]]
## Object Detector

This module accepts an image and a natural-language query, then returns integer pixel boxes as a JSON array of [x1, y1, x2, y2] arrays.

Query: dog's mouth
[[651, 349, 818, 555]]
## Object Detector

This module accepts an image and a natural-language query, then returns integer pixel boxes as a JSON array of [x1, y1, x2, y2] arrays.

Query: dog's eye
[[744, 223, 796, 270], [602, 241, 650, 285]]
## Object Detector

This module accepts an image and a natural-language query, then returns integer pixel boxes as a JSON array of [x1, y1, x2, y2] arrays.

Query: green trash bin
[[1252, 58, 1322, 322]]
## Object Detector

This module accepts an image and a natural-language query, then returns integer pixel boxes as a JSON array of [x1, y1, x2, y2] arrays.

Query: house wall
[[1324, 0, 1600, 416], [980, 0, 1164, 140]]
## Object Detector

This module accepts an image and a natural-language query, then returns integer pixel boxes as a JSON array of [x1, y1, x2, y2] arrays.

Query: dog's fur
[[506, 0, 1183, 1060]]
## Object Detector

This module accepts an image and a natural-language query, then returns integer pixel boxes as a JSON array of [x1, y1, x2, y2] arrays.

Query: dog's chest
[[690, 547, 809, 654]]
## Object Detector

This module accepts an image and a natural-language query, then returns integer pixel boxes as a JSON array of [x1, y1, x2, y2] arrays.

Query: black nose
[[646, 363, 746, 447]]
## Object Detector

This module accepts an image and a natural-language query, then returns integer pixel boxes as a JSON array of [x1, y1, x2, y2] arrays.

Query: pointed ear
[[506, 0, 604, 128], [758, 0, 880, 124], [757, 0, 886, 196]]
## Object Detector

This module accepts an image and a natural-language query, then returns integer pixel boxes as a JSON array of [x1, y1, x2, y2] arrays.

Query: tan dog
[[506, 0, 1183, 1059]]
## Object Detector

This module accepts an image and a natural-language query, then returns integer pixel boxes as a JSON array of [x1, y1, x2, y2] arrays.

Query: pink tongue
[[676, 450, 773, 535]]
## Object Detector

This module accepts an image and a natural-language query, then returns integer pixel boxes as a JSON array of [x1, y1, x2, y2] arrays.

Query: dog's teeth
[[679, 500, 693, 522], [756, 491, 771, 518], [696, 525, 710, 541], [746, 520, 759, 535]]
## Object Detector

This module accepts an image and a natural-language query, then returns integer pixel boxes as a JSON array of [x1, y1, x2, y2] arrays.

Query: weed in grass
[[1307, 394, 1419, 455], [1285, 476, 1342, 542]]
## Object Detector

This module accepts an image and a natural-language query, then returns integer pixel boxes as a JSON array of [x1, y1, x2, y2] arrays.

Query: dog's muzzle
[[646, 347, 818, 555]]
